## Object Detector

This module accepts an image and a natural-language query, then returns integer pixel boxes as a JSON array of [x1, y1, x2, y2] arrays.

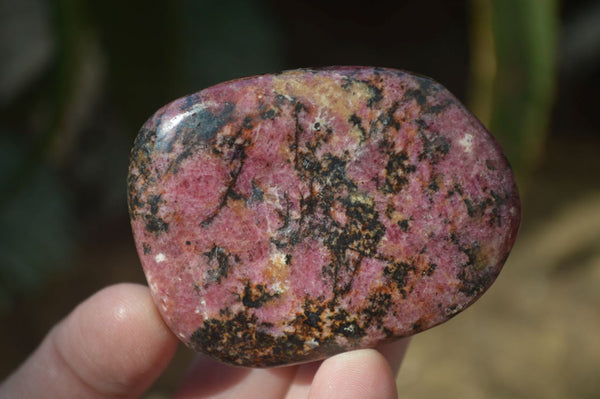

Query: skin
[[0, 283, 409, 399]]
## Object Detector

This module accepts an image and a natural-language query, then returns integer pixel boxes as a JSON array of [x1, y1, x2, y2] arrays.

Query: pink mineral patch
[[128, 67, 520, 367]]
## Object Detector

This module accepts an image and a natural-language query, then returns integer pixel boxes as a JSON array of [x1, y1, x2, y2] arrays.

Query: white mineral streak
[[268, 251, 290, 294], [160, 297, 169, 313], [270, 252, 287, 267], [459, 133, 474, 153], [146, 273, 159, 295], [197, 299, 209, 319], [271, 281, 285, 295], [313, 108, 334, 131]]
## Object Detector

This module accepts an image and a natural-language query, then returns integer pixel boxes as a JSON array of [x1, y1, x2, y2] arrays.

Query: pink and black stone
[[128, 67, 520, 367]]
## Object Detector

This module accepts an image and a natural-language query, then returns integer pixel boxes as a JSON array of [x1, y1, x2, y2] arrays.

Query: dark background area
[[1, 0, 600, 397]]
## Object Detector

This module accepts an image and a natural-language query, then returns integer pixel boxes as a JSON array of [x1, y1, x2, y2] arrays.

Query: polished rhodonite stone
[[128, 67, 520, 367]]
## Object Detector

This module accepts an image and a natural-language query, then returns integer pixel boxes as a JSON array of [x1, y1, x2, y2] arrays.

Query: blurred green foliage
[[469, 0, 558, 185]]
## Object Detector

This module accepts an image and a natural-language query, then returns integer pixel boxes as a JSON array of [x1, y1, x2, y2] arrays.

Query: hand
[[0, 284, 408, 398]]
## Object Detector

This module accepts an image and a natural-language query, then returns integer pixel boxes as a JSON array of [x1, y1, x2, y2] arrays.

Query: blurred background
[[1, 0, 599, 397]]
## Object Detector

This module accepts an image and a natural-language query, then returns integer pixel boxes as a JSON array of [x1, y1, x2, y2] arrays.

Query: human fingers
[[283, 337, 409, 399], [279, 360, 321, 399], [0, 283, 178, 399], [173, 338, 408, 399], [173, 355, 298, 399], [308, 349, 398, 399]]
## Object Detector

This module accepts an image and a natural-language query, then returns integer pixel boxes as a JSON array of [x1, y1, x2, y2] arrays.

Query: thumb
[[1, 283, 178, 399]]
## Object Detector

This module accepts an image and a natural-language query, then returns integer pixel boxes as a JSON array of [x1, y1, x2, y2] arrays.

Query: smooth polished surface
[[128, 67, 520, 367]]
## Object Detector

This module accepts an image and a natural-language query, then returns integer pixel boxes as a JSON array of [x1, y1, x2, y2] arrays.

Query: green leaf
[[469, 0, 558, 187]]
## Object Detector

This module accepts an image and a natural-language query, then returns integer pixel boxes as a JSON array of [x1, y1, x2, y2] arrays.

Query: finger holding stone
[[0, 284, 178, 399], [308, 349, 398, 399], [280, 361, 323, 399], [173, 356, 297, 399]]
